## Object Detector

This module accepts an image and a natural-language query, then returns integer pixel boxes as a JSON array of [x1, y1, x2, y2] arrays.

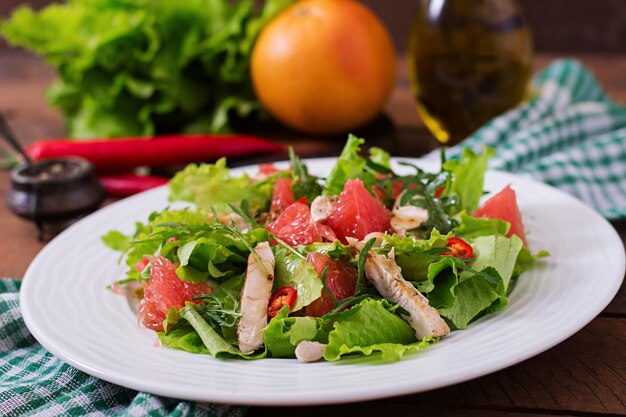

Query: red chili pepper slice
[[434, 186, 445, 198], [442, 237, 473, 258], [267, 285, 298, 318], [296, 196, 308, 205]]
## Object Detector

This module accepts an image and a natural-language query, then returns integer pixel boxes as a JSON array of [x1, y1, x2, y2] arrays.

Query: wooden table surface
[[0, 50, 624, 416]]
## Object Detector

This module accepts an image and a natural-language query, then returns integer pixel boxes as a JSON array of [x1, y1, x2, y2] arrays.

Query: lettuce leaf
[[324, 299, 435, 362], [272, 246, 323, 312], [264, 307, 328, 358], [1, 0, 295, 137], [435, 267, 507, 329], [427, 234, 523, 329], [443, 147, 495, 213], [323, 134, 367, 196], [158, 325, 209, 355], [382, 230, 451, 281], [467, 235, 524, 292], [453, 211, 511, 239], [180, 304, 265, 359], [513, 247, 550, 277], [102, 208, 213, 281], [169, 157, 274, 212]]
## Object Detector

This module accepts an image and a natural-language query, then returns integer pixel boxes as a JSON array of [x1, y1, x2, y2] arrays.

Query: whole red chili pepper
[[99, 173, 169, 197], [27, 134, 285, 172]]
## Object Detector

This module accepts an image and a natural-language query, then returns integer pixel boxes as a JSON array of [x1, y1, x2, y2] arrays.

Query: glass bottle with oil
[[408, 0, 533, 146]]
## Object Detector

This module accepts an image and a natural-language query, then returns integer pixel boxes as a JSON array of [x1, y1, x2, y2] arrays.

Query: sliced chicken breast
[[310, 195, 338, 223], [390, 194, 429, 237], [237, 242, 275, 353], [365, 248, 450, 338]]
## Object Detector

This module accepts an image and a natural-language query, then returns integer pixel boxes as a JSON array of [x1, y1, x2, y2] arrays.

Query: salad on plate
[[103, 135, 547, 362]]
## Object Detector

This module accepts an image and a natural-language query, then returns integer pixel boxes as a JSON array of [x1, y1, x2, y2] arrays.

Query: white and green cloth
[[438, 59, 626, 219], [0, 279, 247, 417]]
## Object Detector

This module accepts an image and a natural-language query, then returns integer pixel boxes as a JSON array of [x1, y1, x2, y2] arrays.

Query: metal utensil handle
[[0, 113, 32, 165]]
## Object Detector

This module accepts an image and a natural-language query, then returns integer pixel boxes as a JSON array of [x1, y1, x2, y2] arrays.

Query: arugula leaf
[[289, 147, 323, 202]]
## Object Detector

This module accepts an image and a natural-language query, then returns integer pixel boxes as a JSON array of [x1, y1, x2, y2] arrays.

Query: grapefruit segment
[[326, 179, 391, 243], [137, 256, 211, 331], [304, 252, 357, 317], [266, 202, 335, 246], [474, 185, 528, 246], [269, 178, 295, 218]]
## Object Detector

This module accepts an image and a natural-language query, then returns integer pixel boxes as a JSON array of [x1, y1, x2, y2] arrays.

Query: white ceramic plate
[[21, 158, 625, 406]]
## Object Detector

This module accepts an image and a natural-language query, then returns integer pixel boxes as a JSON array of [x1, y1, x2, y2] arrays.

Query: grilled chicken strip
[[365, 248, 450, 338], [390, 193, 428, 237], [237, 242, 275, 353]]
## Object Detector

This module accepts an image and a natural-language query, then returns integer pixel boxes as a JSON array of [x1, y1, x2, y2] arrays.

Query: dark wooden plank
[[4, 0, 626, 53], [249, 318, 626, 416], [249, 404, 573, 417]]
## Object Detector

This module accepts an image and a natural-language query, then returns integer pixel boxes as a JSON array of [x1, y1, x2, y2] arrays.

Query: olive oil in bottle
[[408, 0, 533, 145]]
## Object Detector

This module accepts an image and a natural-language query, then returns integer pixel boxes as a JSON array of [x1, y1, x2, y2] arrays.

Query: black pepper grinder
[[1, 115, 105, 240]]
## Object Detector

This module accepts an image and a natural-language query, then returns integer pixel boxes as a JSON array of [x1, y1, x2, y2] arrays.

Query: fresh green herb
[[355, 238, 376, 296], [193, 290, 242, 329], [289, 147, 323, 202], [320, 265, 338, 306]]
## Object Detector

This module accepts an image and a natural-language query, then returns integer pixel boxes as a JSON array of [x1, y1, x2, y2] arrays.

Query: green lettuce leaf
[[369, 147, 391, 169], [453, 211, 510, 239], [323, 134, 367, 196], [443, 147, 495, 213], [169, 157, 274, 212], [1, 0, 295, 137], [101, 230, 131, 252], [273, 246, 323, 311], [382, 230, 451, 281], [181, 304, 265, 359], [435, 267, 506, 329], [158, 325, 209, 355], [467, 235, 524, 292], [301, 241, 353, 262], [264, 306, 328, 358], [513, 247, 550, 277], [324, 299, 435, 362]]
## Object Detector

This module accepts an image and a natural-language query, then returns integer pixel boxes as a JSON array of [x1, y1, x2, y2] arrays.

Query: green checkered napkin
[[0, 279, 247, 417], [440, 59, 626, 219]]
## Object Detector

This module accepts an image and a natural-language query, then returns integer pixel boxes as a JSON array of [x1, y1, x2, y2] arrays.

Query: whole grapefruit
[[251, 0, 396, 135]]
